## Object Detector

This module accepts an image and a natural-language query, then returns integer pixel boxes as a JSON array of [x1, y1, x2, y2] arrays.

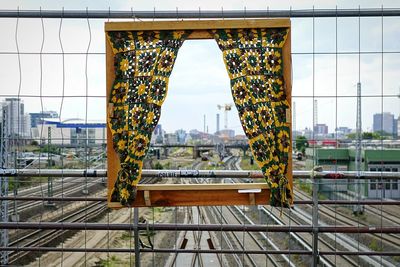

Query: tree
[[295, 136, 309, 154], [362, 132, 381, 140], [347, 132, 383, 140], [374, 131, 392, 139], [30, 140, 39, 146]]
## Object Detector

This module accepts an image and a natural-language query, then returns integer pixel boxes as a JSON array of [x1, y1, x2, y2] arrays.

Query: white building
[[33, 118, 106, 146]]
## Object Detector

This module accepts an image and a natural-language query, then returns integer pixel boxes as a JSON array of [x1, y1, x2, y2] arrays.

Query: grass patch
[[295, 180, 313, 196], [97, 255, 134, 267], [240, 155, 260, 171], [368, 239, 383, 252]]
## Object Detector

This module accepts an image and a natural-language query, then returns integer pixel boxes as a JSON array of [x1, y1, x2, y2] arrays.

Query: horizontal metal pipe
[[319, 251, 400, 256], [3, 247, 400, 256], [0, 8, 399, 19], [4, 247, 310, 255], [1, 196, 399, 206], [1, 169, 399, 179], [307, 200, 400, 205], [1, 222, 399, 233], [0, 196, 106, 201]]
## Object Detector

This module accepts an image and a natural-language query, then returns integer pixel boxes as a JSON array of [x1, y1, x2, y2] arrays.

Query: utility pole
[[355, 83, 362, 174], [46, 126, 54, 206], [354, 82, 363, 214], [0, 108, 9, 265]]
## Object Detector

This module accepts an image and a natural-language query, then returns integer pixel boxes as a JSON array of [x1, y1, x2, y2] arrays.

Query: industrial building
[[306, 148, 400, 199], [29, 111, 59, 128]]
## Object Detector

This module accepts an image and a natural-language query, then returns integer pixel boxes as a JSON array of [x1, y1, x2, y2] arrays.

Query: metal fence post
[[134, 207, 140, 267], [312, 175, 319, 267], [0, 109, 9, 265], [47, 127, 54, 205]]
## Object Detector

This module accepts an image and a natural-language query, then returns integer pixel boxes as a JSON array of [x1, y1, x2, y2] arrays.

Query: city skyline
[[0, 0, 399, 135], [3, 97, 400, 141]]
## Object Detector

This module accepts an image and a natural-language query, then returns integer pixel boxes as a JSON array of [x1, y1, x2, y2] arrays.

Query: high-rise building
[[0, 98, 30, 137], [29, 111, 58, 128], [151, 124, 164, 144], [373, 112, 395, 135], [314, 124, 328, 135], [175, 129, 187, 144], [336, 127, 352, 135]]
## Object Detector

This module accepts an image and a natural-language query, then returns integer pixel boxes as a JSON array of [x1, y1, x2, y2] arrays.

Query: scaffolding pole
[[0, 222, 398, 233], [1, 169, 399, 179], [0, 8, 399, 19], [134, 207, 140, 267], [0, 109, 9, 265]]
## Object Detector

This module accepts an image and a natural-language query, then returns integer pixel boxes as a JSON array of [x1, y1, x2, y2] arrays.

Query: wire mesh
[[0, 7, 399, 267]]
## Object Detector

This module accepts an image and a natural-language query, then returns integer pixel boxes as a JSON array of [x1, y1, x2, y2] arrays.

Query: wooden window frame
[[105, 19, 292, 208]]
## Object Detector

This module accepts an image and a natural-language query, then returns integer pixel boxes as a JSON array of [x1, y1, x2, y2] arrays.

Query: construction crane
[[217, 104, 232, 129]]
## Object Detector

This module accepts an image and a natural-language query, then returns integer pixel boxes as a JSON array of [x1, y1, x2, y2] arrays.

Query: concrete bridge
[[150, 143, 249, 159]]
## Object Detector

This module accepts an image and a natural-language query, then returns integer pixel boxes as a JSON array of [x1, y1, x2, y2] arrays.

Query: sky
[[0, 0, 399, 135]]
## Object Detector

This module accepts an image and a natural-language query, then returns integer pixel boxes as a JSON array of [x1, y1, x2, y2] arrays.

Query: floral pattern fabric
[[107, 30, 190, 206], [212, 28, 292, 208]]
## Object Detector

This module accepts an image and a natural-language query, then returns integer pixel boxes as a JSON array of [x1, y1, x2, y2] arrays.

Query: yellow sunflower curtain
[[107, 30, 190, 205], [212, 28, 292, 208]]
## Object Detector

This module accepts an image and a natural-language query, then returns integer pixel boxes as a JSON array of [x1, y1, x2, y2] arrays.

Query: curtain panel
[[212, 28, 292, 208], [107, 30, 190, 205]]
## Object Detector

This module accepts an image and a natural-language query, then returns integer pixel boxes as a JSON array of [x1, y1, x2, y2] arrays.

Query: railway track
[[212, 205, 285, 267], [6, 163, 111, 265], [364, 204, 400, 226], [294, 188, 400, 263], [8, 162, 107, 216], [167, 160, 225, 267], [7, 155, 398, 266], [8, 201, 108, 265], [168, 206, 225, 267], [224, 156, 341, 267], [167, 156, 299, 266], [169, 159, 276, 267], [8, 177, 104, 215], [232, 154, 399, 266], [230, 156, 368, 266]]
